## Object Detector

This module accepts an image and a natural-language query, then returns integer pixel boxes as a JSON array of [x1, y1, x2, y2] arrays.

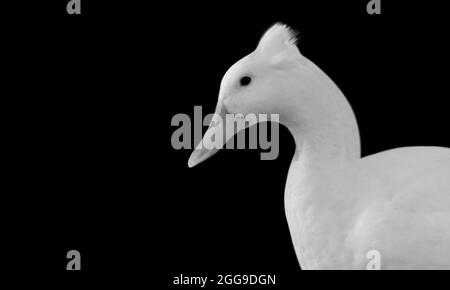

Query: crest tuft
[[257, 23, 298, 53]]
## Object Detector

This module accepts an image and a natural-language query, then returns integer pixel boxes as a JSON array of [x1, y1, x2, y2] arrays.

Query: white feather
[[256, 23, 298, 55]]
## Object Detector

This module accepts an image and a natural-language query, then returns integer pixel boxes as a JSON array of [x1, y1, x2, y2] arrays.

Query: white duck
[[188, 23, 450, 269]]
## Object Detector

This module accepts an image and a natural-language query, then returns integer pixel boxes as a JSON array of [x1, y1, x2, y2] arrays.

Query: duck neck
[[288, 101, 360, 168], [282, 60, 361, 203], [285, 59, 361, 169], [281, 59, 362, 269]]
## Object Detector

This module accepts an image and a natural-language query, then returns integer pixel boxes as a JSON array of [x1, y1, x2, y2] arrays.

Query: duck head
[[188, 23, 334, 167]]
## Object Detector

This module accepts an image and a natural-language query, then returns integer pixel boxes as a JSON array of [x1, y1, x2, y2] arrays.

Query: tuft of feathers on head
[[256, 23, 298, 55]]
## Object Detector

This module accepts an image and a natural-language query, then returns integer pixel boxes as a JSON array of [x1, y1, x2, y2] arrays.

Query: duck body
[[285, 146, 450, 269]]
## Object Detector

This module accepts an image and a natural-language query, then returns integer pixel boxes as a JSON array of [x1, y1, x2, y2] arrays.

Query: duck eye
[[240, 76, 252, 86]]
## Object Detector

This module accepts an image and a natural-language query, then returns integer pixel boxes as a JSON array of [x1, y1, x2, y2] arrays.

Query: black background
[[4, 0, 450, 287]]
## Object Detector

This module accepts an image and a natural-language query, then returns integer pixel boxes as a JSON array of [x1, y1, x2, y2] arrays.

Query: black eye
[[240, 76, 252, 86]]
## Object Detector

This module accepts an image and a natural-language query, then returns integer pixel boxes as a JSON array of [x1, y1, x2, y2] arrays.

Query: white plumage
[[188, 23, 450, 269]]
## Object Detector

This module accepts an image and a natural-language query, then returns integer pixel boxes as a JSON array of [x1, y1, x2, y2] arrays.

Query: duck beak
[[188, 102, 233, 168]]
